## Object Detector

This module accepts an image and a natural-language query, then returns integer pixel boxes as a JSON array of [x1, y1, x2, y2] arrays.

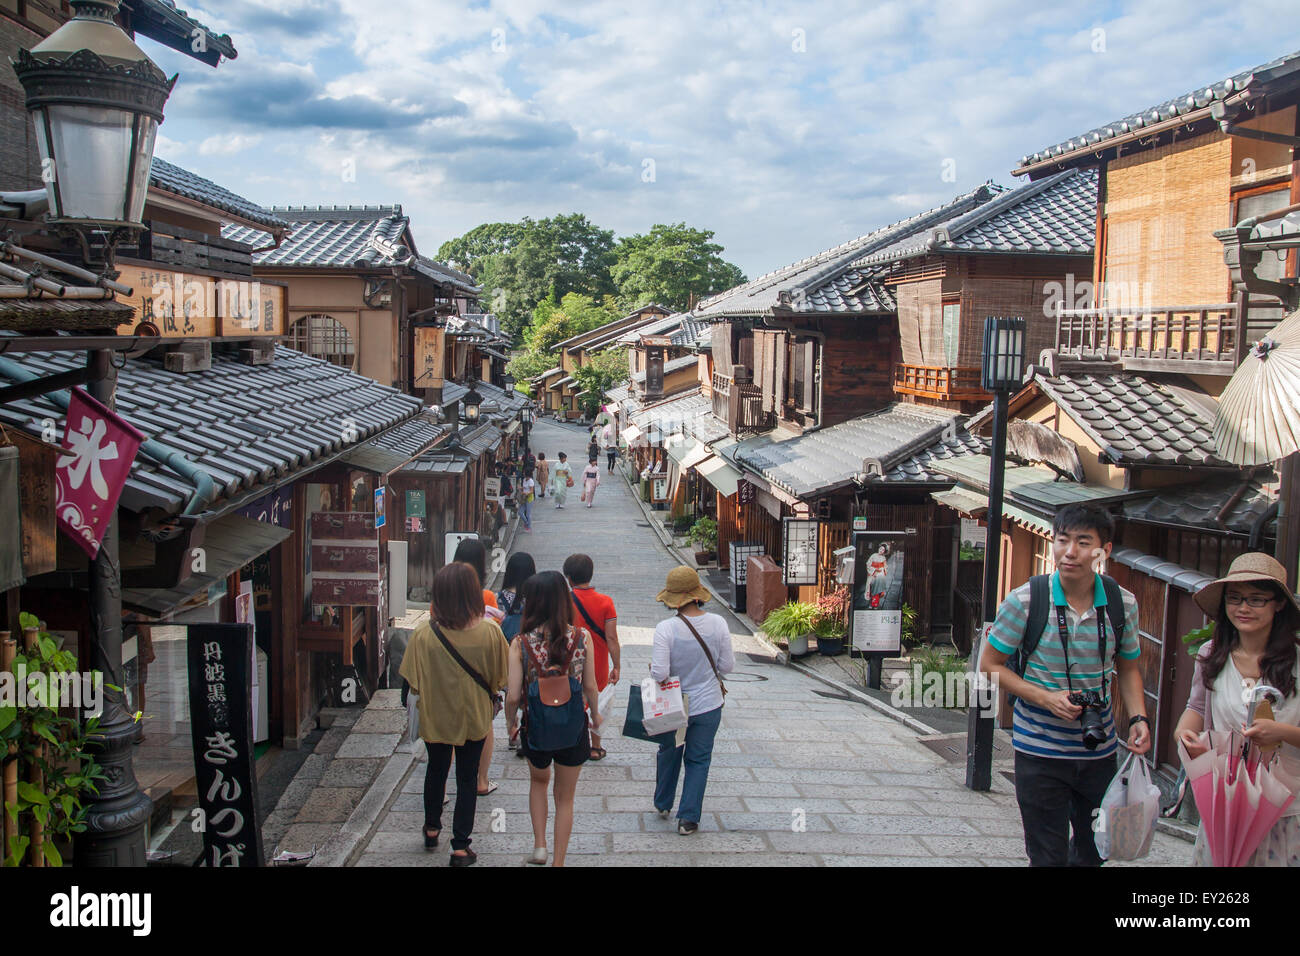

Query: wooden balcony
[[140, 221, 256, 277], [1055, 304, 1238, 374], [712, 370, 773, 435], [892, 364, 989, 402]]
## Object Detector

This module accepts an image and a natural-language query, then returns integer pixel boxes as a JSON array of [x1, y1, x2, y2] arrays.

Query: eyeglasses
[[1225, 594, 1276, 608]]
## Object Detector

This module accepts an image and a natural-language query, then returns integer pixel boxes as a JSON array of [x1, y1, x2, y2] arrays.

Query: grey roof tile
[[1018, 49, 1300, 171], [0, 346, 421, 516], [1034, 371, 1230, 467], [150, 158, 287, 230], [1123, 469, 1279, 536]]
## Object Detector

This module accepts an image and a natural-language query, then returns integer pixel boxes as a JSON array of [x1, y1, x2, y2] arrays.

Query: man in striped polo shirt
[[978, 504, 1150, 866]]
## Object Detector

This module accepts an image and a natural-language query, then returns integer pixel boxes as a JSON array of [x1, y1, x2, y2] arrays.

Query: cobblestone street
[[351, 419, 1191, 866]]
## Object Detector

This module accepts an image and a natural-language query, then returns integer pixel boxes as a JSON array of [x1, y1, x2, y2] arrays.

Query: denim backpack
[[497, 590, 524, 641], [520, 632, 586, 751]]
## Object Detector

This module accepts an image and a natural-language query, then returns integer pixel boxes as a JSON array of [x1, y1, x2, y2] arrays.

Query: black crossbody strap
[[677, 612, 726, 698], [572, 591, 606, 641], [430, 622, 496, 700]]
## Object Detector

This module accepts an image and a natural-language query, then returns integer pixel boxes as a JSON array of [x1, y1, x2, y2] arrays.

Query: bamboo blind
[[960, 277, 1058, 366], [1231, 105, 1296, 189], [1104, 131, 1232, 306], [895, 278, 943, 365]]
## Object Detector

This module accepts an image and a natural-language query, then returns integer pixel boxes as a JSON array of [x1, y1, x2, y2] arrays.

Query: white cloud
[[199, 134, 264, 156]]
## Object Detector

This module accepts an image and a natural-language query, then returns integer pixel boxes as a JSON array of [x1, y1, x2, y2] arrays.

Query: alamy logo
[[49, 886, 151, 936]]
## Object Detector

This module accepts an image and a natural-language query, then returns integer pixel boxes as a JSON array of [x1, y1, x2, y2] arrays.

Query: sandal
[[589, 747, 607, 761], [449, 848, 477, 867], [424, 828, 440, 850], [476, 782, 499, 796]]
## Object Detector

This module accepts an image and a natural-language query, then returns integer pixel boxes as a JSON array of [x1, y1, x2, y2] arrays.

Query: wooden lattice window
[[287, 314, 355, 369]]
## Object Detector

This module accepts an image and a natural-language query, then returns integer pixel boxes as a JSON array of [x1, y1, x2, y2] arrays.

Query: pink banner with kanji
[[55, 387, 145, 559]]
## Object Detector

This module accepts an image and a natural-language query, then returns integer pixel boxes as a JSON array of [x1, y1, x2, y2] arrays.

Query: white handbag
[[406, 690, 421, 742]]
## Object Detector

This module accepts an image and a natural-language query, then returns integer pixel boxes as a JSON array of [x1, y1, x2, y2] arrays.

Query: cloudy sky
[[144, 0, 1300, 280]]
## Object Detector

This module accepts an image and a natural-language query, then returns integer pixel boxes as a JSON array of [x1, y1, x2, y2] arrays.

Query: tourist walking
[[496, 552, 536, 641], [1176, 552, 1300, 866], [605, 434, 617, 473], [564, 553, 620, 760], [551, 452, 573, 508], [399, 562, 509, 866], [580, 457, 601, 508], [535, 452, 549, 499], [650, 566, 734, 834], [519, 471, 536, 532], [453, 538, 505, 795], [505, 571, 602, 866], [587, 435, 600, 463]]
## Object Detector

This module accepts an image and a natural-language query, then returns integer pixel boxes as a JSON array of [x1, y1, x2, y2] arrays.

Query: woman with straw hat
[[1174, 552, 1300, 866], [650, 566, 735, 835]]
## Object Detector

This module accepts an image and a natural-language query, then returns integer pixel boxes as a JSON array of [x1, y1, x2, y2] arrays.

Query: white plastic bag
[[596, 683, 617, 733], [406, 690, 421, 743], [640, 677, 688, 736], [1095, 751, 1160, 860]]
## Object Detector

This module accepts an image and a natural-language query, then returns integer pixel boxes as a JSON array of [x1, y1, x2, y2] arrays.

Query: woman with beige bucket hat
[[650, 566, 735, 835], [1175, 552, 1300, 866]]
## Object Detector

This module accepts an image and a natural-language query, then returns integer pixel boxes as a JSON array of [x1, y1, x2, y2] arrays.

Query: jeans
[[607, 451, 616, 471], [654, 706, 722, 823], [520, 498, 532, 529], [1014, 749, 1117, 866], [425, 737, 486, 851]]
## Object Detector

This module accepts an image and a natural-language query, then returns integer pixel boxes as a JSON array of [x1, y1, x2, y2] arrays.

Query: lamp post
[[462, 382, 483, 426], [520, 406, 532, 455], [966, 316, 1026, 792], [13, 0, 175, 865]]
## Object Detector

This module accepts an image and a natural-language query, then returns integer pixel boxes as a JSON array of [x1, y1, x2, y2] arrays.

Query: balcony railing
[[1055, 304, 1238, 372], [893, 364, 989, 401], [140, 221, 256, 277], [712, 370, 773, 435]]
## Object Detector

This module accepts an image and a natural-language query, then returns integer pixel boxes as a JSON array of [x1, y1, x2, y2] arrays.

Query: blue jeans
[[654, 706, 722, 823], [520, 498, 532, 529]]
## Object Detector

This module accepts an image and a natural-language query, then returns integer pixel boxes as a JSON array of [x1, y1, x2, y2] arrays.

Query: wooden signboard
[[310, 512, 381, 606], [414, 326, 445, 389], [10, 430, 57, 576], [112, 265, 286, 337]]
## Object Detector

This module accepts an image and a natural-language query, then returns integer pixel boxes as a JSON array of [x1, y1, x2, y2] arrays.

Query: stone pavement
[[348, 417, 1191, 867]]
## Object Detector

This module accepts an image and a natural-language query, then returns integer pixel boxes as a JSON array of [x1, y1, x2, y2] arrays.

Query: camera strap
[[1054, 602, 1109, 697]]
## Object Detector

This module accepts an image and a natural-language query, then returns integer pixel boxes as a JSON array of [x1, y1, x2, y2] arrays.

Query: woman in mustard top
[[400, 562, 509, 867]]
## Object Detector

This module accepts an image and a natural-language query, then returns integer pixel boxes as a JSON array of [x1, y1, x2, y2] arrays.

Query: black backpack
[[1006, 574, 1127, 700]]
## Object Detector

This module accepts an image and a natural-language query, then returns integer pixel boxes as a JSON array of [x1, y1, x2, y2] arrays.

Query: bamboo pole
[[22, 626, 42, 867], [2, 632, 15, 861]]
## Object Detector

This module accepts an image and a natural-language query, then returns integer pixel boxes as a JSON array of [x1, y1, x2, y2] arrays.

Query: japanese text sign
[[55, 387, 145, 559]]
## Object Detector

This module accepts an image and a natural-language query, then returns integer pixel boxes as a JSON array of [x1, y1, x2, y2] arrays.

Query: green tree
[[573, 347, 630, 417], [505, 349, 557, 395], [612, 222, 746, 312], [523, 292, 621, 354]]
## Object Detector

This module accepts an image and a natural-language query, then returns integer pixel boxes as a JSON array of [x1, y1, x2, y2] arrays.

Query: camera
[[1068, 691, 1107, 750]]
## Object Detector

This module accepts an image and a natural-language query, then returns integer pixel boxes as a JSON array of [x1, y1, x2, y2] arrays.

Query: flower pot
[[817, 636, 846, 656], [787, 633, 810, 656], [694, 550, 716, 565]]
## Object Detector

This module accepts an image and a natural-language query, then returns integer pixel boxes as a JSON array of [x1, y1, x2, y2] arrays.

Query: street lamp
[[966, 316, 1026, 792], [13, 0, 176, 239], [12, 0, 173, 866], [462, 383, 483, 424], [502, 372, 515, 392], [519, 405, 532, 454]]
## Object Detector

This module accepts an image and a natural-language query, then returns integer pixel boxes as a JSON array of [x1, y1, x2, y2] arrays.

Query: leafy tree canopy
[[611, 222, 746, 313], [523, 292, 621, 355], [573, 347, 630, 417]]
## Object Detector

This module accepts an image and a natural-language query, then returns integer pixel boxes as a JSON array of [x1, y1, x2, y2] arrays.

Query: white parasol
[[1213, 308, 1300, 465]]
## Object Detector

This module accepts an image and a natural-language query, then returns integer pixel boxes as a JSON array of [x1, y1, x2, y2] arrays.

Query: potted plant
[[761, 601, 818, 657], [812, 586, 850, 656], [900, 603, 921, 650], [688, 516, 718, 564]]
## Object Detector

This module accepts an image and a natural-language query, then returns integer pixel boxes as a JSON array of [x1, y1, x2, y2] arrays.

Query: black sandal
[[424, 828, 440, 850], [449, 848, 477, 867], [590, 747, 607, 761]]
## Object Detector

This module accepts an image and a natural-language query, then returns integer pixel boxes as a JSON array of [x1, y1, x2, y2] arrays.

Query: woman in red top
[[564, 553, 619, 760]]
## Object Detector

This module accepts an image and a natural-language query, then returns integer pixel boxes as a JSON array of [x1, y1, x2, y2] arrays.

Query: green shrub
[[761, 602, 818, 639], [688, 516, 718, 551]]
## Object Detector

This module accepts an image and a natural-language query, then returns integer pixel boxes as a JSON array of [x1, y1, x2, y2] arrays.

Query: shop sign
[[11, 431, 58, 576], [782, 517, 821, 586], [414, 326, 445, 389], [375, 487, 386, 529], [55, 387, 145, 559], [114, 265, 286, 337], [187, 622, 263, 867], [237, 485, 292, 528], [310, 512, 381, 606], [405, 489, 426, 518], [850, 531, 906, 654], [485, 477, 501, 497]]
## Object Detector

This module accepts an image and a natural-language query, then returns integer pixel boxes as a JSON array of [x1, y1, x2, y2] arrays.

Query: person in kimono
[[581, 457, 601, 508], [867, 545, 889, 609], [551, 452, 573, 509]]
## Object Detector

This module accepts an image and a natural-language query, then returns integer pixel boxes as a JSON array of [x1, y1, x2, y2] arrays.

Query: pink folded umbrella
[[1179, 730, 1300, 867]]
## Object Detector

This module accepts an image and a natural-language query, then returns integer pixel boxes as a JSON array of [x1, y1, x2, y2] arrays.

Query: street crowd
[[400, 433, 1300, 868]]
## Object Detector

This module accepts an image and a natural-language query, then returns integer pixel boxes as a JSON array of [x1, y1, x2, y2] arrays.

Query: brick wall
[[1, 18, 45, 189]]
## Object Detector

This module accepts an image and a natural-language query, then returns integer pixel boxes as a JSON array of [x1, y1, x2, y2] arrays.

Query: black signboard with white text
[[188, 623, 263, 867]]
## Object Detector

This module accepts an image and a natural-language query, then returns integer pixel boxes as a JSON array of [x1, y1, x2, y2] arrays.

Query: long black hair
[[1202, 580, 1300, 698], [520, 571, 573, 663], [502, 552, 536, 607], [452, 538, 488, 588]]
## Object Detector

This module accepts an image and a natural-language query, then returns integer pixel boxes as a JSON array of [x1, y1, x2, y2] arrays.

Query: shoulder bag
[[431, 622, 504, 716], [572, 591, 608, 648], [676, 612, 727, 700]]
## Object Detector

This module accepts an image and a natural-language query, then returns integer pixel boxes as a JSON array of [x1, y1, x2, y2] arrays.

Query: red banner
[[55, 388, 145, 559]]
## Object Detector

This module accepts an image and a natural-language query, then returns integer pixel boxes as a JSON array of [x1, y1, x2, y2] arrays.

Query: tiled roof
[[685, 411, 730, 444], [441, 380, 527, 423], [0, 346, 420, 516], [340, 409, 448, 474], [222, 206, 477, 295], [694, 183, 1001, 318], [732, 404, 982, 498], [1034, 371, 1231, 467], [629, 388, 718, 438], [1017, 49, 1300, 173], [1123, 469, 1278, 536], [127, 0, 237, 65], [933, 454, 1147, 515], [458, 421, 504, 458], [604, 383, 631, 404], [533, 366, 563, 382], [150, 159, 288, 230], [853, 169, 1096, 266]]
